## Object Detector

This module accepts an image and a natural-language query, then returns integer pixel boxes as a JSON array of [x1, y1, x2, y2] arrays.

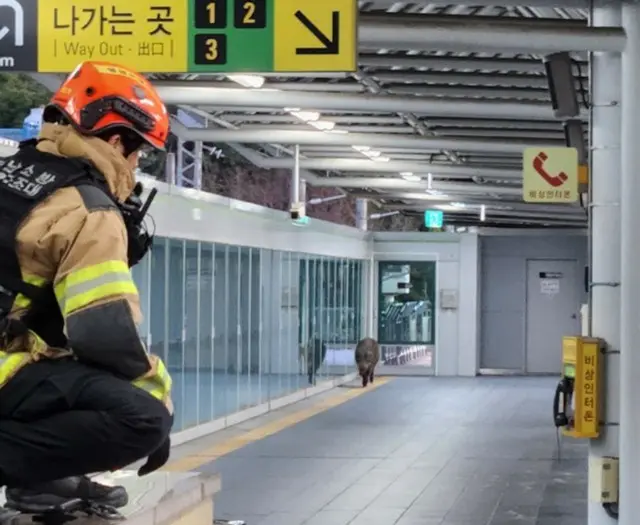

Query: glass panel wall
[[131, 237, 367, 432], [377, 261, 436, 370]]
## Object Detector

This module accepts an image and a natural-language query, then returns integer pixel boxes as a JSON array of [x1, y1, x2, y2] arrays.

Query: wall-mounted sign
[[540, 278, 560, 295], [0, 0, 38, 71], [540, 272, 563, 279], [523, 147, 579, 203]]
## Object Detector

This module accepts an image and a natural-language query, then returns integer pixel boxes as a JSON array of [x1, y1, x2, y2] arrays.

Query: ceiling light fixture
[[309, 120, 336, 131], [401, 172, 421, 182], [226, 74, 265, 88], [289, 110, 320, 122]]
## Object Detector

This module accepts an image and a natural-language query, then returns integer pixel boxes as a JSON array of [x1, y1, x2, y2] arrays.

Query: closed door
[[526, 259, 580, 374]]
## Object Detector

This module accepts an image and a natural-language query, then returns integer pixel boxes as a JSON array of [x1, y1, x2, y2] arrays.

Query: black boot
[[5, 476, 128, 513]]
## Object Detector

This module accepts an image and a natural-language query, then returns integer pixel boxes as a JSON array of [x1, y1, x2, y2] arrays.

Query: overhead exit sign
[[29, 0, 358, 73], [424, 210, 443, 228], [190, 0, 358, 72]]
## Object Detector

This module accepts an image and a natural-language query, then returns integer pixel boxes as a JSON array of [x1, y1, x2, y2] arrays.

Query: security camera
[[289, 202, 305, 221]]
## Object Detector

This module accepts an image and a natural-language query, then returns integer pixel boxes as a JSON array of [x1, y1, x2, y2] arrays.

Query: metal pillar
[[291, 144, 300, 205], [308, 194, 346, 205], [590, 6, 621, 525], [370, 211, 400, 220], [620, 4, 640, 524], [175, 139, 204, 190], [165, 152, 177, 185], [356, 199, 368, 231], [299, 179, 307, 205]]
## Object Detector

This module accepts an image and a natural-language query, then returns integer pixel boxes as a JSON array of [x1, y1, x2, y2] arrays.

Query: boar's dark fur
[[301, 337, 327, 385], [354, 337, 380, 387]]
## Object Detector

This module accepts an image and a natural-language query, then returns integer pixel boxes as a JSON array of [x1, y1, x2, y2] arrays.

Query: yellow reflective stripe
[[56, 260, 129, 290], [55, 261, 137, 316], [14, 275, 47, 309], [0, 351, 31, 386], [62, 282, 138, 317], [133, 358, 173, 402]]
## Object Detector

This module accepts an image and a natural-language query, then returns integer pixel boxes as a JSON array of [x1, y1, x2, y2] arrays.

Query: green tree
[[0, 74, 50, 128]]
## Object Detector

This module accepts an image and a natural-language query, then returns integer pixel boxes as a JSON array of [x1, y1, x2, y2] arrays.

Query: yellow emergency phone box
[[556, 336, 603, 439]]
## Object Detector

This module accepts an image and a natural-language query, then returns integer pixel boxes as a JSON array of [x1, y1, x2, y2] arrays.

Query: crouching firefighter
[[0, 60, 174, 513]]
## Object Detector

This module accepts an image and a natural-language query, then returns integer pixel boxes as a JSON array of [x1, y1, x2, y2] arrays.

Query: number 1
[[207, 2, 217, 24]]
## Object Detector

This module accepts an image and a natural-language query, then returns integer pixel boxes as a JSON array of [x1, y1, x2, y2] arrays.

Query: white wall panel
[[139, 175, 372, 260]]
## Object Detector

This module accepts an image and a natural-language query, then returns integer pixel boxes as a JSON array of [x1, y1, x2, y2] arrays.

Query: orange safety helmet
[[46, 61, 169, 151]]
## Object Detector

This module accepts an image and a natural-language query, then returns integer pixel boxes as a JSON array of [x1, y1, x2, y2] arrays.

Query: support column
[[590, 5, 622, 525], [193, 140, 203, 189], [165, 152, 177, 185], [299, 179, 307, 205], [356, 199, 368, 231], [175, 139, 204, 190], [291, 144, 300, 205], [620, 5, 640, 524]]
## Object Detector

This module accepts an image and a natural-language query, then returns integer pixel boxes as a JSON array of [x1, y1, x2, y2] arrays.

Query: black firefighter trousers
[[0, 358, 173, 487]]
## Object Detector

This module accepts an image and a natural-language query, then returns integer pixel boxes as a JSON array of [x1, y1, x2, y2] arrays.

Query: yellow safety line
[[163, 378, 393, 472]]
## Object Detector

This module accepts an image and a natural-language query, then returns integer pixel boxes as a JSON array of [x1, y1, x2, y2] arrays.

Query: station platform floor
[[164, 376, 587, 525]]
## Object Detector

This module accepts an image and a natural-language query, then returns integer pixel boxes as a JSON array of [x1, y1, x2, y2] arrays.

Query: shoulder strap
[[0, 145, 114, 345], [0, 146, 108, 306]]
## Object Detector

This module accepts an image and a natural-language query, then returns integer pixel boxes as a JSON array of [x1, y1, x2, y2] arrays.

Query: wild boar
[[300, 337, 327, 385], [354, 337, 380, 387]]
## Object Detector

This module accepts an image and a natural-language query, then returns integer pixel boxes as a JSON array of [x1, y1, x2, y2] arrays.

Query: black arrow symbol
[[294, 10, 340, 55]]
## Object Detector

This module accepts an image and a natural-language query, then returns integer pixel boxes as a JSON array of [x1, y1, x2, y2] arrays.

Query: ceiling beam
[[362, 1, 593, 12], [177, 127, 551, 154], [392, 205, 585, 221], [385, 193, 583, 214], [358, 54, 587, 74], [446, 216, 586, 227], [229, 124, 415, 134], [358, 13, 624, 54], [423, 118, 564, 130], [311, 178, 523, 195], [170, 80, 365, 92], [373, 72, 575, 89], [255, 156, 521, 179], [385, 85, 552, 100], [156, 84, 586, 121]]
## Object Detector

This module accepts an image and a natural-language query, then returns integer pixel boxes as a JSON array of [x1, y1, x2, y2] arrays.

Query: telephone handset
[[533, 152, 569, 188], [553, 376, 574, 428]]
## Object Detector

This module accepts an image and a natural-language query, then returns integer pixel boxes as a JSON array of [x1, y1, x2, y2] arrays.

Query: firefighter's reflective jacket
[[0, 123, 171, 406]]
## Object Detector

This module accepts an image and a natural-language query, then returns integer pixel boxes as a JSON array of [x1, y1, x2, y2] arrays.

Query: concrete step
[[93, 471, 221, 525], [0, 471, 221, 525]]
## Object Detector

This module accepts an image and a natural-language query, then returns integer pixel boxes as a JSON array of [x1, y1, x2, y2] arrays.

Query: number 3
[[205, 38, 218, 61], [243, 1, 255, 24]]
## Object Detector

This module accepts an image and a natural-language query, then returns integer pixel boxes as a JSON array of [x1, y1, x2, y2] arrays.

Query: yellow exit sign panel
[[274, 0, 358, 72], [37, 0, 189, 73]]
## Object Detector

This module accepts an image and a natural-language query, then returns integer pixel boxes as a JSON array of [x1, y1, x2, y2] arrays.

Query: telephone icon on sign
[[533, 151, 568, 187]]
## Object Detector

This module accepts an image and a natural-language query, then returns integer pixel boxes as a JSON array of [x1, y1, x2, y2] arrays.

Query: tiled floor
[[170, 372, 344, 431], [195, 377, 587, 525]]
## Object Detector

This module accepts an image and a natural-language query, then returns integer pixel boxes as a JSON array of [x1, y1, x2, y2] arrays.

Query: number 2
[[243, 1, 255, 24], [205, 38, 218, 61]]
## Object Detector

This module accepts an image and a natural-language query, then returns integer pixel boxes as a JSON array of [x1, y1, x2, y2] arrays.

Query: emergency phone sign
[[522, 147, 579, 204]]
